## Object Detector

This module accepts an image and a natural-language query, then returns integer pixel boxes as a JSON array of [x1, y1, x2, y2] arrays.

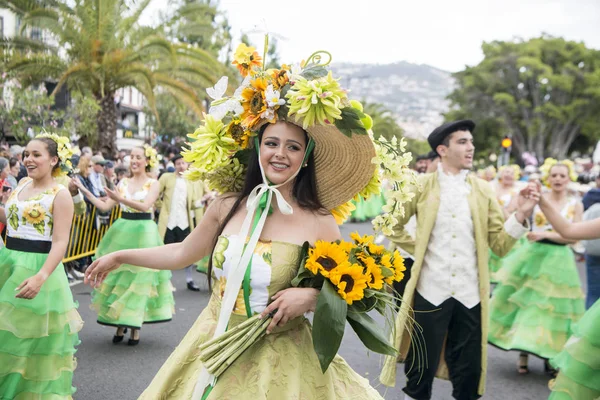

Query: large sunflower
[[305, 241, 349, 278], [330, 263, 368, 305], [227, 119, 253, 149], [534, 212, 547, 228], [390, 250, 406, 283], [350, 232, 375, 246], [241, 77, 269, 130], [22, 203, 46, 225]]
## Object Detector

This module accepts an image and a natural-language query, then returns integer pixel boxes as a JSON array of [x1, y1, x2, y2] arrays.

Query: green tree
[[1, 0, 223, 155], [144, 92, 198, 140], [446, 35, 600, 160]]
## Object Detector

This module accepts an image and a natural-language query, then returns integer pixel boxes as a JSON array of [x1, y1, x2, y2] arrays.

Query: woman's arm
[[85, 195, 231, 285], [73, 178, 117, 212], [539, 196, 594, 241], [15, 190, 74, 299], [105, 180, 160, 213]]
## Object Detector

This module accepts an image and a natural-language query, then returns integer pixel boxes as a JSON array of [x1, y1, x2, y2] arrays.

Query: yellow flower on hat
[[539, 158, 578, 187], [227, 119, 253, 149], [331, 200, 356, 225], [305, 241, 349, 278], [240, 77, 270, 130], [143, 145, 158, 169], [329, 263, 368, 305], [286, 71, 347, 129], [232, 43, 263, 77]]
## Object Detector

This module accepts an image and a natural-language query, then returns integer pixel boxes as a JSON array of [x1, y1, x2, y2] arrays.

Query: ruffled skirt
[[91, 219, 175, 329], [0, 248, 82, 399], [138, 295, 383, 400], [549, 299, 600, 400], [488, 241, 585, 359]]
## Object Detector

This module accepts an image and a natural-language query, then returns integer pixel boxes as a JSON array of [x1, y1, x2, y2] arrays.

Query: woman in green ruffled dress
[[488, 160, 586, 375], [0, 135, 82, 399], [537, 192, 600, 400], [74, 146, 174, 345]]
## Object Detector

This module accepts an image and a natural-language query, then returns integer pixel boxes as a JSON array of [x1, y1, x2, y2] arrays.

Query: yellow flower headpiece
[[539, 158, 578, 187], [183, 38, 416, 234], [143, 144, 158, 170], [34, 131, 74, 177], [498, 164, 521, 181]]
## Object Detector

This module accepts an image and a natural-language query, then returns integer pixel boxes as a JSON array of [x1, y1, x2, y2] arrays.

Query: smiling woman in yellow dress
[[0, 134, 82, 399], [74, 146, 174, 346], [80, 42, 405, 399]]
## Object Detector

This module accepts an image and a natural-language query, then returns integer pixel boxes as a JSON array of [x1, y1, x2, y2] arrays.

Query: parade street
[[71, 221, 584, 400]]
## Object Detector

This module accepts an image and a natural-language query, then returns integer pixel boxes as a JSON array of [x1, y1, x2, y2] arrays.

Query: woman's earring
[[303, 163, 308, 168]]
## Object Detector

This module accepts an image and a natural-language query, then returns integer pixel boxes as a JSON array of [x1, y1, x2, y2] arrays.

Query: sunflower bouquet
[[291, 231, 406, 372]]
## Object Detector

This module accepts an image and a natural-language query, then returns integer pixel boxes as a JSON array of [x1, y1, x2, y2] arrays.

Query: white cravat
[[167, 175, 189, 230]]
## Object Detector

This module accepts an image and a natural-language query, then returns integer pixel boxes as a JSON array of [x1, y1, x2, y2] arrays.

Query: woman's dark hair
[[206, 124, 326, 289], [32, 137, 61, 174]]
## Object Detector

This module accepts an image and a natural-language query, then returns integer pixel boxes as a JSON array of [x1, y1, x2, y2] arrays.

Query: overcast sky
[[144, 0, 600, 72]]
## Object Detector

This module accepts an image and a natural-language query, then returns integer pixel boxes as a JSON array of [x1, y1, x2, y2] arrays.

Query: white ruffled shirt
[[417, 165, 528, 309], [167, 175, 189, 230]]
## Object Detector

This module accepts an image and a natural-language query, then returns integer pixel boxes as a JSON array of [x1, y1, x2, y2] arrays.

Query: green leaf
[[300, 66, 328, 80], [312, 280, 347, 372], [351, 296, 377, 313], [33, 221, 46, 236], [233, 149, 253, 165], [346, 310, 397, 356], [334, 108, 368, 137], [9, 213, 19, 231]]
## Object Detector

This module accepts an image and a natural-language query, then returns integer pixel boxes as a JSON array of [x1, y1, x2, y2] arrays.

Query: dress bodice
[[211, 235, 303, 316], [496, 187, 518, 209], [117, 178, 156, 213], [532, 197, 577, 232], [4, 178, 65, 241]]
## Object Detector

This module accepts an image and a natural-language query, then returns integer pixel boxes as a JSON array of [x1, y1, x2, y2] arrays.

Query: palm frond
[[19, 8, 61, 35], [0, 36, 56, 53], [7, 54, 67, 83], [117, 0, 152, 40]]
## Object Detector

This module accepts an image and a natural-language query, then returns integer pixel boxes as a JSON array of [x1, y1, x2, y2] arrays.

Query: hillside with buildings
[[331, 62, 455, 139]]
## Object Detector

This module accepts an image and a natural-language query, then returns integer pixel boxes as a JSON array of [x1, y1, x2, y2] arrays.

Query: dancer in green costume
[[0, 135, 82, 399], [74, 146, 174, 345], [538, 189, 600, 400], [488, 159, 585, 375], [83, 42, 400, 399]]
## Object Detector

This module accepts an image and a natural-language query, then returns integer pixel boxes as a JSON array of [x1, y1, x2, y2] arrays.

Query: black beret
[[416, 154, 429, 162], [428, 120, 475, 154]]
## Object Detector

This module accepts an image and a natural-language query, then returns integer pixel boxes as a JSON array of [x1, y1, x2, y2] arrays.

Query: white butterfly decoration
[[206, 76, 244, 120]]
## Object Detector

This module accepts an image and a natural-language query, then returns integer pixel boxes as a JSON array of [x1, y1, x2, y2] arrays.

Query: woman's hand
[[260, 288, 319, 334], [527, 231, 547, 242], [15, 272, 47, 299], [84, 254, 122, 288], [104, 187, 122, 202]]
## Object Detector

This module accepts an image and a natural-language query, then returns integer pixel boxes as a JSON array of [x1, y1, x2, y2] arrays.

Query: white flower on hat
[[207, 76, 244, 120]]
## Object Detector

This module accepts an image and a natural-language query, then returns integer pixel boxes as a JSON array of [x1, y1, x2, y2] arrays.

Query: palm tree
[[1, 0, 224, 155]]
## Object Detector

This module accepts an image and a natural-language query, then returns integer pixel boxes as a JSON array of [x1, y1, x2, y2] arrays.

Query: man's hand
[[67, 178, 79, 196], [515, 182, 541, 222]]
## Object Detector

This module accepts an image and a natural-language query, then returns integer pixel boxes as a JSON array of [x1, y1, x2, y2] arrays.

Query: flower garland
[[143, 144, 159, 170], [35, 131, 74, 177], [539, 158, 578, 187]]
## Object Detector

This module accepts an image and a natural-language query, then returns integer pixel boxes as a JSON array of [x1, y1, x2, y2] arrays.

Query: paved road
[[71, 221, 585, 399]]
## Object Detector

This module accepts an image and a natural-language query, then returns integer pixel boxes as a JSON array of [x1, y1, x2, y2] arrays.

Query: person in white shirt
[[157, 155, 211, 291], [379, 120, 540, 400]]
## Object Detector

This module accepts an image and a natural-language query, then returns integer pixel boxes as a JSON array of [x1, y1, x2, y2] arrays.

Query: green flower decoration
[[182, 114, 238, 173], [286, 71, 347, 129]]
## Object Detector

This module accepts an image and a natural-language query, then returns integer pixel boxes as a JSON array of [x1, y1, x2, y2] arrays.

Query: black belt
[[121, 212, 153, 220], [538, 238, 566, 246], [6, 237, 52, 254]]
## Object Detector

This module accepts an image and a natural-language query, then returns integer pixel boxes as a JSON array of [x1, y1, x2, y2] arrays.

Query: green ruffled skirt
[[549, 299, 600, 400], [488, 240, 585, 359], [91, 218, 175, 329], [489, 237, 526, 283], [0, 247, 82, 399]]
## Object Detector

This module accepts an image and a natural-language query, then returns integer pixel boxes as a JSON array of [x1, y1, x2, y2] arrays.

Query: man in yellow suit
[[380, 120, 540, 400], [157, 155, 209, 291]]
